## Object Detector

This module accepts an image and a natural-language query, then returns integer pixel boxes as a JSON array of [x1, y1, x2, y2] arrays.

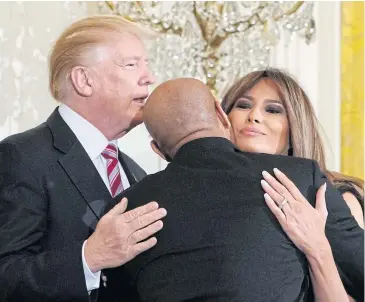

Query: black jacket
[[0, 108, 146, 302], [112, 137, 364, 302]]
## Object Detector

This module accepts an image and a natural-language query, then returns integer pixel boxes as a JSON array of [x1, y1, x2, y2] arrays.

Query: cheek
[[109, 77, 133, 107], [115, 77, 137, 99], [100, 71, 121, 96], [279, 119, 290, 139], [269, 118, 290, 149], [229, 111, 247, 130]]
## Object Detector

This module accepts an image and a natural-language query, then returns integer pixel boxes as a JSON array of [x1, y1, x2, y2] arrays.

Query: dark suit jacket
[[111, 137, 364, 302], [0, 108, 146, 302]]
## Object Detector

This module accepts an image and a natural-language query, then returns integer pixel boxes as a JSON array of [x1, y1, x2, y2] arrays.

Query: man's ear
[[215, 99, 231, 130], [150, 140, 166, 161], [70, 66, 93, 97]]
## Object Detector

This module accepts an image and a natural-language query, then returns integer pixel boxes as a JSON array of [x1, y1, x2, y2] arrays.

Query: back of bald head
[[144, 78, 219, 156]]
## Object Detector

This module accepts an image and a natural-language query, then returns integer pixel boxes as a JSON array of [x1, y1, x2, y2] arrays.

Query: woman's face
[[228, 78, 290, 155]]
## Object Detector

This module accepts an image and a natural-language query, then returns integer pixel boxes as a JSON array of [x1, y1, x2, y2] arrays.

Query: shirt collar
[[58, 103, 118, 160]]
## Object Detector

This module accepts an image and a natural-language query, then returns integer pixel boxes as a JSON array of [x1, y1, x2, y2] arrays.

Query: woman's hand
[[260, 168, 330, 260]]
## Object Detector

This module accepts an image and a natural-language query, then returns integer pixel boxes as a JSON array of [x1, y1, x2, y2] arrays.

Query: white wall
[[0, 1, 87, 138], [0, 1, 341, 174], [270, 1, 341, 171]]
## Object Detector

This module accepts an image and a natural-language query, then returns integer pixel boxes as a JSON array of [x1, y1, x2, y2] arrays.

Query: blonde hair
[[49, 15, 154, 101], [221, 68, 364, 201]]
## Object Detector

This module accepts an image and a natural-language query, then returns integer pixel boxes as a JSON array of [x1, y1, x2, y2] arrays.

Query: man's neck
[[62, 100, 123, 141], [171, 128, 229, 159]]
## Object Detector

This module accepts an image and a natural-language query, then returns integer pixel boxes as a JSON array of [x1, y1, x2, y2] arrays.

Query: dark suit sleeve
[[312, 161, 364, 301], [0, 142, 89, 302]]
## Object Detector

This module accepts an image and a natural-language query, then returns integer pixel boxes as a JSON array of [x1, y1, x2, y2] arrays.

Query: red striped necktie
[[101, 143, 124, 197]]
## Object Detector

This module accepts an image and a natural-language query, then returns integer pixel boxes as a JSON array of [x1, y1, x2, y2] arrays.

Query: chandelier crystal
[[98, 1, 316, 97]]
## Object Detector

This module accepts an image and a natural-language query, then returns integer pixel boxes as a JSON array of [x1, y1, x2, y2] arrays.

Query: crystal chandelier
[[98, 1, 315, 97]]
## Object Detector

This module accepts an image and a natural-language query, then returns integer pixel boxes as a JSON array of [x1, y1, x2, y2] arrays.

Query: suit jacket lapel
[[119, 151, 138, 186], [47, 108, 112, 221], [59, 142, 112, 220]]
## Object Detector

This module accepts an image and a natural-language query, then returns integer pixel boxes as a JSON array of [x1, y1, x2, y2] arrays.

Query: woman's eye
[[235, 101, 251, 109], [266, 106, 283, 114]]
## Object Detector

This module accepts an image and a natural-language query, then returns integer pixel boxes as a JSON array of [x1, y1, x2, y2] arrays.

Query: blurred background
[[0, 1, 363, 179]]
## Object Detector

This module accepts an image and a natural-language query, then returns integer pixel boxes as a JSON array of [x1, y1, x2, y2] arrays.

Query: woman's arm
[[307, 244, 350, 302], [261, 169, 349, 302]]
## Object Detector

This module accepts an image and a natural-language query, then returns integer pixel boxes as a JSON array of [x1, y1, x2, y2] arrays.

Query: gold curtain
[[341, 2, 364, 180]]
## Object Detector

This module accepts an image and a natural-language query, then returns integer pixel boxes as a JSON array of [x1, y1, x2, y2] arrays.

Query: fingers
[[273, 168, 305, 201], [129, 208, 167, 232], [123, 201, 160, 222], [108, 197, 128, 216], [262, 171, 289, 198], [129, 220, 164, 244], [264, 193, 286, 225], [132, 237, 158, 256], [315, 182, 328, 218], [261, 179, 291, 214]]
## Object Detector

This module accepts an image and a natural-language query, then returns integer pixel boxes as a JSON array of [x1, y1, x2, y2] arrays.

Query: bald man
[[108, 78, 363, 301]]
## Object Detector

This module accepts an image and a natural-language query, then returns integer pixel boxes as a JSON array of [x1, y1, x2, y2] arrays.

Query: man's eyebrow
[[115, 56, 149, 64], [121, 56, 142, 61]]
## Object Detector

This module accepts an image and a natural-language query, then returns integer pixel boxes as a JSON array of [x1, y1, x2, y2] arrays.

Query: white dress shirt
[[59, 103, 130, 291]]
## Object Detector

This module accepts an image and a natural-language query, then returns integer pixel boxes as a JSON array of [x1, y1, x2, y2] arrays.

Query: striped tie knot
[[101, 143, 123, 197], [102, 143, 118, 160]]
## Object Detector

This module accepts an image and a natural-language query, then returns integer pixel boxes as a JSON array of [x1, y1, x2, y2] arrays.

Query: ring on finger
[[278, 195, 289, 210]]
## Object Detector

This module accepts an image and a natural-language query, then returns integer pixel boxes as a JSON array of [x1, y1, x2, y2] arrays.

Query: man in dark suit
[[0, 16, 166, 301], [110, 78, 364, 301]]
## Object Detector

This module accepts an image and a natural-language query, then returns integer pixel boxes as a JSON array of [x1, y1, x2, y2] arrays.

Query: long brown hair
[[221, 68, 364, 203], [328, 172, 364, 209]]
